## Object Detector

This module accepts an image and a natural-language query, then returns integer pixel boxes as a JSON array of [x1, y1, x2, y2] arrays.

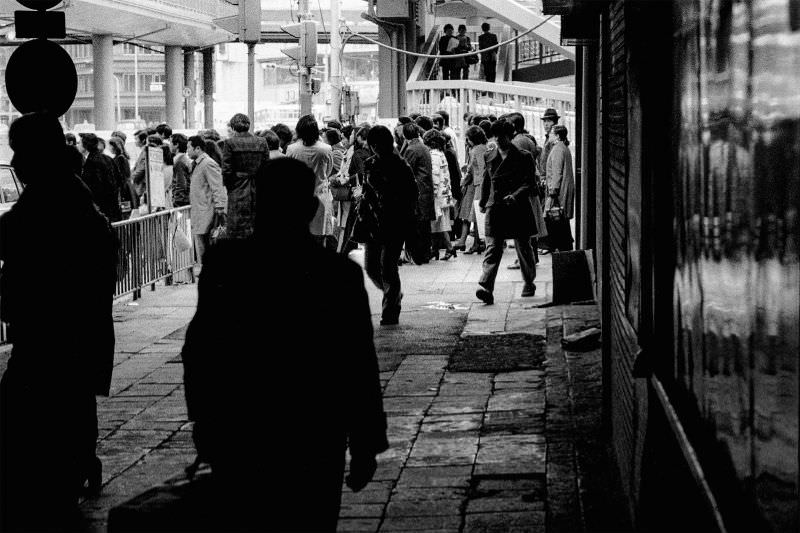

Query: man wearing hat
[[538, 108, 560, 179]]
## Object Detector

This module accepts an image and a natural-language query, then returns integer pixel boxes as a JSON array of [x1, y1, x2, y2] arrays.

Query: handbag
[[546, 196, 564, 222], [209, 211, 228, 244], [330, 180, 352, 202]]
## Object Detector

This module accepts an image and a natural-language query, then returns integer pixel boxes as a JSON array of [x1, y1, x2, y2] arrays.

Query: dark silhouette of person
[[0, 112, 118, 532], [181, 157, 388, 532]]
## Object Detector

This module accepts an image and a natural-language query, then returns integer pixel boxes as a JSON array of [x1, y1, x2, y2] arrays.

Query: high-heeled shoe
[[430, 250, 440, 261], [443, 249, 457, 260]]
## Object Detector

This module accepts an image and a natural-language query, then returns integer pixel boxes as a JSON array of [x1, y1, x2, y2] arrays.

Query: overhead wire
[[343, 15, 555, 60]]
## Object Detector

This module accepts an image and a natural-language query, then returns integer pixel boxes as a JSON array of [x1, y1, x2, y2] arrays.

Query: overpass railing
[[406, 79, 576, 159], [0, 206, 195, 346]]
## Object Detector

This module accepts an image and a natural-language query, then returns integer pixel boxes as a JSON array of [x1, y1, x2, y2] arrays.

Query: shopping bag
[[173, 225, 192, 253]]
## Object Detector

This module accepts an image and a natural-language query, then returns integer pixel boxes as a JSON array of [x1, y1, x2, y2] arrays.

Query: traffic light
[[310, 77, 321, 95], [238, 0, 262, 44], [281, 20, 318, 68]]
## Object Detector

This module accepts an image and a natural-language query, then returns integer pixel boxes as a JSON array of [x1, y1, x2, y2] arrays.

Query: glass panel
[[0, 167, 19, 203]]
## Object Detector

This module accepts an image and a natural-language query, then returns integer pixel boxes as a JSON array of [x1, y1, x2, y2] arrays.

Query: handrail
[[407, 78, 575, 102], [409, 25, 441, 83]]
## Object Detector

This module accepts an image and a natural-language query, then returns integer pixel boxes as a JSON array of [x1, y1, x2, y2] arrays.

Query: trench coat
[[82, 151, 122, 222], [221, 132, 269, 239], [511, 135, 547, 239], [479, 144, 538, 239], [544, 141, 575, 219], [287, 140, 335, 236], [189, 152, 227, 235], [181, 235, 389, 531], [402, 138, 436, 221]]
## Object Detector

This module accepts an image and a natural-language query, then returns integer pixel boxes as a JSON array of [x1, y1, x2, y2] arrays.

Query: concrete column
[[202, 48, 214, 129], [184, 49, 196, 129], [164, 45, 183, 127], [92, 34, 115, 130]]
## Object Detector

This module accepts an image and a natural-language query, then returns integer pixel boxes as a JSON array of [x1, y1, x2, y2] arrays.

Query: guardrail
[[0, 206, 195, 346], [406, 79, 575, 160]]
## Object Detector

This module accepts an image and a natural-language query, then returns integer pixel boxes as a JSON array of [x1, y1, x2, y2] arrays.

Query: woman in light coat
[[423, 129, 457, 260], [455, 125, 488, 250], [544, 124, 575, 251]]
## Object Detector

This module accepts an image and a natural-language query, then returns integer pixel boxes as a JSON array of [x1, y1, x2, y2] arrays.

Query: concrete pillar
[[184, 49, 196, 129], [92, 35, 115, 130], [377, 24, 405, 118], [202, 48, 214, 129], [165, 45, 183, 127]]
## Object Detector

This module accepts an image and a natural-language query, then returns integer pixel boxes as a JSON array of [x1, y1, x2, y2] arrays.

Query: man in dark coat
[[170, 133, 191, 207], [221, 113, 269, 239], [79, 132, 123, 222], [359, 126, 418, 324], [476, 119, 538, 304], [478, 22, 499, 82], [182, 157, 389, 531], [401, 123, 435, 264], [0, 112, 117, 532]]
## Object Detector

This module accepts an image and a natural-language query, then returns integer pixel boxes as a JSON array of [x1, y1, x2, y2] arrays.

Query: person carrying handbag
[[544, 125, 575, 252]]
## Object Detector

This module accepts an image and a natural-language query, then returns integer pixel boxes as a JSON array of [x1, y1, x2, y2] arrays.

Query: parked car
[[0, 161, 22, 216]]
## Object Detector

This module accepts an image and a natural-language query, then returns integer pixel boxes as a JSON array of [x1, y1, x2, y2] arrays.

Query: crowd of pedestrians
[[0, 102, 574, 530]]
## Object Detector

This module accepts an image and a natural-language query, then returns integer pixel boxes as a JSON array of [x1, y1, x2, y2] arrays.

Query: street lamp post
[[113, 75, 121, 125]]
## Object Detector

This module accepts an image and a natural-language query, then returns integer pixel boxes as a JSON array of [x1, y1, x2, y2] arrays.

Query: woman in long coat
[[455, 125, 488, 250], [544, 124, 575, 251], [423, 129, 457, 260]]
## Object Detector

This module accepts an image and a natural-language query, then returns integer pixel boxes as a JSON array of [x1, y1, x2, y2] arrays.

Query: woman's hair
[[366, 125, 394, 156], [108, 136, 128, 159], [201, 128, 221, 142], [171, 133, 188, 153], [437, 110, 451, 126], [402, 123, 420, 140], [324, 128, 342, 145], [415, 115, 434, 132], [341, 124, 354, 141], [355, 125, 371, 145], [478, 119, 493, 139], [422, 129, 446, 151], [553, 124, 569, 144], [270, 123, 293, 148], [111, 130, 127, 143], [205, 139, 223, 165], [228, 113, 250, 133], [147, 134, 163, 147], [79, 132, 100, 153], [465, 125, 487, 146], [295, 114, 320, 146], [161, 144, 174, 166], [261, 129, 281, 151], [398, 116, 412, 125], [490, 118, 515, 140]]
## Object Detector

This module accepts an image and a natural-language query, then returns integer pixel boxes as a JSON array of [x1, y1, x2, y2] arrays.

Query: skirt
[[431, 209, 452, 233], [458, 183, 477, 220]]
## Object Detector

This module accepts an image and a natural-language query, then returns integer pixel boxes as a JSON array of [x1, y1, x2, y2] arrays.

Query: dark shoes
[[79, 456, 102, 496], [464, 242, 486, 255], [476, 287, 494, 305], [521, 284, 537, 297], [507, 259, 521, 270], [442, 249, 457, 260]]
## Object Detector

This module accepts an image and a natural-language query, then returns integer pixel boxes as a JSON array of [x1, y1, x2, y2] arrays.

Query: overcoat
[[357, 152, 418, 242], [286, 140, 335, 236], [511, 135, 548, 239], [402, 138, 435, 221], [189, 152, 227, 235], [544, 141, 576, 219], [181, 236, 388, 531], [479, 144, 538, 239], [221, 132, 269, 238], [82, 151, 122, 222]]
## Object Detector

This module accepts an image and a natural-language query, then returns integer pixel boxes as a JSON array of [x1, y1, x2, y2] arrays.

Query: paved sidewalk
[[0, 246, 619, 532]]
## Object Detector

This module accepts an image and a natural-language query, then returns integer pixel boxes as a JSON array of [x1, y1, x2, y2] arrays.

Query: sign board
[[182, 87, 193, 98], [145, 146, 166, 211], [150, 83, 163, 92]]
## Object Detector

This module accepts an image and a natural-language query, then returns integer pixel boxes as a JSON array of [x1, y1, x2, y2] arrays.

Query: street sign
[[5, 39, 76, 116], [182, 87, 193, 98], [14, 10, 65, 39], [150, 83, 163, 92]]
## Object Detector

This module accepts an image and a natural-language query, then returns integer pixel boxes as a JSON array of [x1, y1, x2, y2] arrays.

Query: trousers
[[364, 238, 404, 320], [479, 235, 537, 293]]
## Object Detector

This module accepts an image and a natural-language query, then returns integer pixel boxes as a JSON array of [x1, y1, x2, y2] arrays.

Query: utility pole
[[298, 0, 313, 117], [247, 42, 255, 131], [329, 0, 341, 121]]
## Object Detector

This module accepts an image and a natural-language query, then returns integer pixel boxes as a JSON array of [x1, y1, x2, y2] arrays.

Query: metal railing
[[406, 78, 575, 160], [131, 0, 237, 18], [114, 206, 195, 299]]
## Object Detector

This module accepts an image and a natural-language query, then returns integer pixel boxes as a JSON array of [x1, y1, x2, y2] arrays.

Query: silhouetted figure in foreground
[[181, 157, 388, 531], [0, 113, 117, 532]]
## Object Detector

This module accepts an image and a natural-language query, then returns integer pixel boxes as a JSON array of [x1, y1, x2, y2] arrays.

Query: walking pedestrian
[[79, 132, 123, 222], [401, 122, 435, 264], [356, 125, 418, 325], [479, 23, 499, 82], [187, 135, 227, 267], [333, 125, 370, 255], [221, 113, 268, 239], [544, 125, 575, 251], [181, 156, 388, 532], [476, 119, 538, 304], [455, 125, 488, 251], [0, 112, 118, 532], [287, 114, 335, 247], [423, 129, 457, 260]]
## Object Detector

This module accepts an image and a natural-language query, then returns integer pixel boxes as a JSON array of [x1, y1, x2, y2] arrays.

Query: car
[[0, 161, 22, 217]]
